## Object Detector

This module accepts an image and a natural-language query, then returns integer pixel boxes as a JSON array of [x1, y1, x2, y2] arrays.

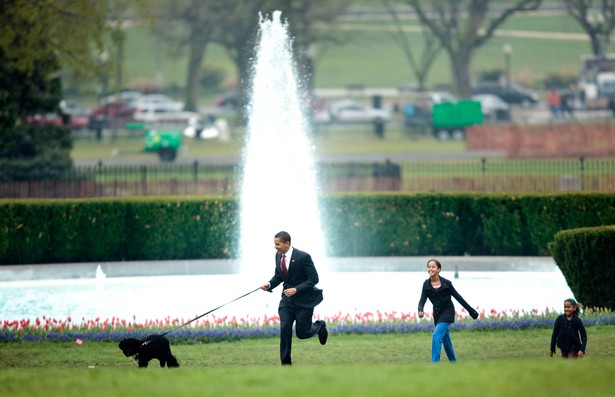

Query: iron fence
[[1, 157, 614, 199]]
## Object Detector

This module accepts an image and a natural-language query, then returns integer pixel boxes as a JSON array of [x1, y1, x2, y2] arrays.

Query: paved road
[[74, 149, 507, 167]]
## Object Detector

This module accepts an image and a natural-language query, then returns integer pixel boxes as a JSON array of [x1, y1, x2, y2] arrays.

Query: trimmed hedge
[[551, 225, 615, 310], [0, 197, 238, 264], [321, 193, 615, 256], [1, 193, 615, 264]]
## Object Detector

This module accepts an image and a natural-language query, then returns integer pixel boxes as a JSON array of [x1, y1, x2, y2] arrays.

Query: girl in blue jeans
[[418, 259, 479, 363]]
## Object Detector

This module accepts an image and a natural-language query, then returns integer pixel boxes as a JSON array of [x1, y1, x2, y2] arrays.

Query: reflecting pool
[[0, 257, 574, 323]]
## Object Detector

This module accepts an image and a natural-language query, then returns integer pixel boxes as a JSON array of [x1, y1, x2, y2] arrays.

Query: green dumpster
[[431, 100, 483, 140]]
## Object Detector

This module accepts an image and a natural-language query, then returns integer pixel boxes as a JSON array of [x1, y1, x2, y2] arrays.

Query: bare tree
[[139, 1, 350, 112], [564, 0, 615, 56], [140, 0, 233, 111], [403, 0, 541, 97], [212, 0, 352, 110], [382, 0, 442, 91]]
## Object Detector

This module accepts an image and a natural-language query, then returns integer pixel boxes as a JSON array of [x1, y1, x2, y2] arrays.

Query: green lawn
[[1, 327, 614, 396], [70, 127, 465, 161], [84, 9, 596, 107]]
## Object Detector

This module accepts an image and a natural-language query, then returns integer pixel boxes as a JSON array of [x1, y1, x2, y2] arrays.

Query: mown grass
[[70, 127, 465, 161], [114, 11, 592, 95], [1, 327, 614, 396]]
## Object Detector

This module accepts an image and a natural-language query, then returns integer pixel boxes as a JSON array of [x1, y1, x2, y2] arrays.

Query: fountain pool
[[0, 257, 574, 323]]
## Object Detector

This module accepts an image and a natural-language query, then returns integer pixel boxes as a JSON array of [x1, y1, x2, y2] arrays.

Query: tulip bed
[[2, 307, 614, 344]]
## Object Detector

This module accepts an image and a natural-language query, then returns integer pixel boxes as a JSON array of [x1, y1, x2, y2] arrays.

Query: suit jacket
[[267, 247, 323, 309]]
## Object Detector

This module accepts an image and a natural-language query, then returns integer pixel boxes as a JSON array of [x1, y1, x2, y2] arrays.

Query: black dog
[[118, 334, 179, 368]]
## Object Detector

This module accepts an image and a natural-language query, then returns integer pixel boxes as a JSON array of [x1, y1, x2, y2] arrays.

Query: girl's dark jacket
[[418, 276, 479, 324], [550, 314, 587, 353]]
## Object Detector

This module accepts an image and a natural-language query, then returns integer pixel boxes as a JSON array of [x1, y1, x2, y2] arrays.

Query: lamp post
[[95, 51, 109, 142], [503, 44, 512, 90]]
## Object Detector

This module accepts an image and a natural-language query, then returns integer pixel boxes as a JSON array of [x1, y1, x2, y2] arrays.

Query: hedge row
[[0, 197, 238, 264], [551, 225, 615, 310], [322, 193, 615, 257], [1, 193, 614, 265]]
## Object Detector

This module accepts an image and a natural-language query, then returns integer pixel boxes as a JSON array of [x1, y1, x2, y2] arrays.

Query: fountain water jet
[[239, 11, 325, 277]]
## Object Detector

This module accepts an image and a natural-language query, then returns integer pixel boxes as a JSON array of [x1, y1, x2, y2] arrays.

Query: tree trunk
[[184, 35, 208, 112], [450, 48, 473, 98], [590, 32, 603, 56]]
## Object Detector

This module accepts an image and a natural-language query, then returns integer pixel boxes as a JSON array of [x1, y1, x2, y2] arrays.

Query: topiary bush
[[551, 225, 615, 310]]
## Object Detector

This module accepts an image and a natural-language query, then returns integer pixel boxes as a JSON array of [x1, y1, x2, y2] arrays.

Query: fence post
[[140, 165, 147, 195], [193, 160, 199, 195], [481, 157, 486, 191], [579, 156, 585, 191], [97, 161, 103, 197]]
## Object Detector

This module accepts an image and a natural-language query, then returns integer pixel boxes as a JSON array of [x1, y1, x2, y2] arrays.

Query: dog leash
[[159, 287, 264, 337]]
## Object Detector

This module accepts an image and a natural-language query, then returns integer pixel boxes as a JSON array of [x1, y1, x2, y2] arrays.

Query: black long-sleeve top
[[418, 276, 478, 324], [550, 314, 587, 353]]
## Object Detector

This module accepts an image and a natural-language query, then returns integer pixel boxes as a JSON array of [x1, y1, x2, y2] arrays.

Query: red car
[[27, 113, 89, 130], [88, 101, 136, 129]]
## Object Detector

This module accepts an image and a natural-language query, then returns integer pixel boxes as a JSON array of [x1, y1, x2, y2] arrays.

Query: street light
[[503, 44, 512, 90], [95, 51, 109, 142]]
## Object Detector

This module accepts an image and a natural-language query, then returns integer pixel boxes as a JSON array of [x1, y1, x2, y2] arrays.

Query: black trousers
[[278, 300, 323, 365]]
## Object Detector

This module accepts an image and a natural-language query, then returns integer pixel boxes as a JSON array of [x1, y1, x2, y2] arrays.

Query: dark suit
[[267, 247, 324, 364]]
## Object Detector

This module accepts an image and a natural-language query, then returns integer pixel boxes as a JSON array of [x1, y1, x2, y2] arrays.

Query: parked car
[[133, 94, 184, 113], [326, 99, 391, 124], [215, 90, 238, 109], [133, 107, 200, 124], [414, 91, 457, 105], [104, 90, 143, 107], [471, 94, 511, 121], [57, 100, 90, 129], [27, 113, 89, 130], [60, 100, 90, 118], [88, 100, 136, 129], [473, 81, 539, 106]]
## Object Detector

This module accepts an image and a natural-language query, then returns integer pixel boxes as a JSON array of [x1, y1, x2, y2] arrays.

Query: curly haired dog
[[118, 334, 179, 368]]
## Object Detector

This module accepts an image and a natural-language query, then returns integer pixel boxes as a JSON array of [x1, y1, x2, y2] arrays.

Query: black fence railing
[[1, 158, 614, 199]]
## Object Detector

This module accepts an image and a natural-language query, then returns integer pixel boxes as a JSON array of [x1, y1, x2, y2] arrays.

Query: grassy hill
[[107, 9, 594, 102]]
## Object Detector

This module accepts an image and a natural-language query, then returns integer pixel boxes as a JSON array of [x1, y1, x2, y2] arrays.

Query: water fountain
[[239, 11, 325, 277], [0, 13, 577, 324]]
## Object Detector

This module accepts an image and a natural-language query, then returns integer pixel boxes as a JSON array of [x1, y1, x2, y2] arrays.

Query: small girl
[[550, 298, 587, 359], [418, 258, 479, 363]]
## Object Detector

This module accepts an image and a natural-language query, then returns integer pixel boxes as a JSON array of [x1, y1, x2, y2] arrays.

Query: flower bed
[[2, 308, 614, 343]]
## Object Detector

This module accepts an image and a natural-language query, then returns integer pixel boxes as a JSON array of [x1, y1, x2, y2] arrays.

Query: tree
[[383, 0, 443, 91], [564, 0, 615, 56], [0, 46, 73, 181], [403, 0, 542, 97], [0, 0, 124, 180], [211, 0, 352, 112], [139, 0, 351, 113], [139, 0, 232, 111], [272, 0, 354, 91]]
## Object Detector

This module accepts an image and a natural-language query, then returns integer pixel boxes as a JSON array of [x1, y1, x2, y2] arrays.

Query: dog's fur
[[118, 334, 179, 368]]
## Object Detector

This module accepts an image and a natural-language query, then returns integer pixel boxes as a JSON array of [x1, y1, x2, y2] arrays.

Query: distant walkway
[[74, 150, 505, 167]]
